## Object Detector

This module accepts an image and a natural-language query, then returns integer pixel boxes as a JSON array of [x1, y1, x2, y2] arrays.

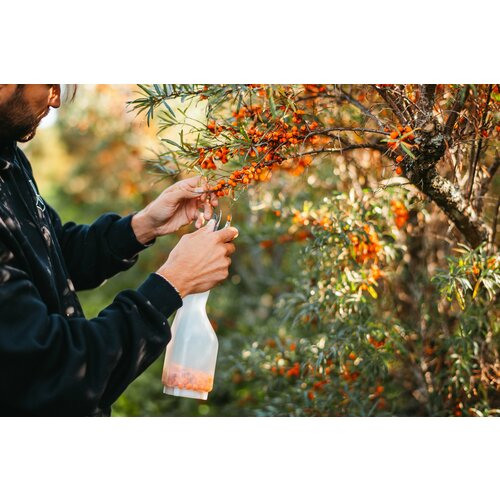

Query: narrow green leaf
[[400, 143, 416, 159]]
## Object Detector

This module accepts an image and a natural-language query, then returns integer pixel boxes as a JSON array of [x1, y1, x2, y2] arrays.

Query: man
[[0, 84, 238, 416]]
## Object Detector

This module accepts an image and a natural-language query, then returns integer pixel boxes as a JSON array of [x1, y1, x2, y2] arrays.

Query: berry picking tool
[[211, 209, 223, 231], [210, 209, 232, 231]]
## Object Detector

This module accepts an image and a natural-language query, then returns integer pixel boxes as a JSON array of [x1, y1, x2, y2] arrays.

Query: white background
[[1, 1, 498, 498]]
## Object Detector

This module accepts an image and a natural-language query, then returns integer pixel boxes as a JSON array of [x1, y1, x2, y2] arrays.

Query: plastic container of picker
[[162, 211, 232, 400]]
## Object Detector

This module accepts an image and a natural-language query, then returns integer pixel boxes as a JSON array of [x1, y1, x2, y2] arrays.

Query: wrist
[[131, 210, 157, 245], [156, 266, 190, 298]]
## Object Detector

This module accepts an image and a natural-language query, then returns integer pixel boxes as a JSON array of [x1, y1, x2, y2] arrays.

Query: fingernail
[[195, 187, 204, 193], [206, 219, 216, 228]]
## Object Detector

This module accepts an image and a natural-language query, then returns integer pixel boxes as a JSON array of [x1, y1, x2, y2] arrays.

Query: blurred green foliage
[[24, 84, 499, 416]]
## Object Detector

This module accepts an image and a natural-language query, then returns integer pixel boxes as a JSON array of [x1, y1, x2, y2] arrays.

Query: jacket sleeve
[[0, 238, 182, 416], [46, 204, 155, 291]]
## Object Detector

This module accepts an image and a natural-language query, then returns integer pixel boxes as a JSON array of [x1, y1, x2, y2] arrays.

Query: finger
[[182, 174, 204, 189], [215, 226, 239, 242], [225, 242, 236, 255], [179, 176, 209, 199], [195, 212, 205, 229], [204, 199, 212, 220]]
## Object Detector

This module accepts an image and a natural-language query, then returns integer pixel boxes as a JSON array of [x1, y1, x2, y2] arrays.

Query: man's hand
[[157, 219, 239, 297], [131, 175, 218, 245]]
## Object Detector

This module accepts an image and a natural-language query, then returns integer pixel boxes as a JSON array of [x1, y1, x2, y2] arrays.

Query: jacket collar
[[0, 140, 17, 173]]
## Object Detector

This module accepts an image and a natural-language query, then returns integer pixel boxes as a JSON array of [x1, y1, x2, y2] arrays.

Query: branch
[[421, 85, 437, 111], [406, 166, 491, 247], [336, 87, 386, 128], [290, 143, 387, 159], [467, 84, 493, 199], [490, 197, 500, 253], [474, 155, 500, 216], [412, 84, 437, 129], [313, 127, 389, 136], [373, 86, 409, 125], [443, 85, 469, 138]]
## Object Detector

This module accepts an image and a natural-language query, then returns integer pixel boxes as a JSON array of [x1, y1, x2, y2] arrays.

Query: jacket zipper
[[28, 179, 46, 212]]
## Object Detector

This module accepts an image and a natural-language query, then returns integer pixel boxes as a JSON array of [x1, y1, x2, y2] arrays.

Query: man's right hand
[[156, 219, 238, 298]]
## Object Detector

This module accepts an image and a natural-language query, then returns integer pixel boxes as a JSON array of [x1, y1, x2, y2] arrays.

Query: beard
[[0, 87, 45, 143]]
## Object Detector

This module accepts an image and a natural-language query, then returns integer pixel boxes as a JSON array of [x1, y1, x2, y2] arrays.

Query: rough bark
[[403, 117, 491, 248], [410, 166, 491, 247]]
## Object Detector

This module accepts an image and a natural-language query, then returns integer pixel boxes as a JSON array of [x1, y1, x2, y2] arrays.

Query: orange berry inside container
[[163, 363, 214, 399]]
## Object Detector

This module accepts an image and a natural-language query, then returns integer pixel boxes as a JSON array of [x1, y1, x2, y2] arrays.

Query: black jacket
[[0, 141, 183, 416]]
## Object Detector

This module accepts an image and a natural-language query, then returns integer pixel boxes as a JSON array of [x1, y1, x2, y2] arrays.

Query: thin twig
[[373, 86, 408, 125], [489, 196, 500, 253], [444, 85, 469, 138], [312, 127, 389, 136], [467, 84, 493, 200], [475, 155, 500, 216], [336, 87, 386, 128], [289, 143, 387, 158]]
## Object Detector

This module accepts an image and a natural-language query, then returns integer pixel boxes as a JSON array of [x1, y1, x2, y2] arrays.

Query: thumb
[[182, 175, 209, 199], [173, 185, 205, 201], [215, 225, 239, 242]]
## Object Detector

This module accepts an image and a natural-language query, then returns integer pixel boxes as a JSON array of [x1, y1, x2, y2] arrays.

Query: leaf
[[367, 286, 378, 299], [400, 143, 416, 159], [268, 91, 277, 118], [162, 100, 176, 117], [455, 286, 466, 310], [137, 84, 152, 95], [161, 138, 182, 149], [472, 278, 482, 300]]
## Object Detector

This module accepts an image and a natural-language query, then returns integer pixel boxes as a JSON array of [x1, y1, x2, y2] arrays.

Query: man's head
[[0, 84, 61, 143]]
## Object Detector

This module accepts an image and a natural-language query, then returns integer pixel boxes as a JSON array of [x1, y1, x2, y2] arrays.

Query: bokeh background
[[23, 84, 499, 416]]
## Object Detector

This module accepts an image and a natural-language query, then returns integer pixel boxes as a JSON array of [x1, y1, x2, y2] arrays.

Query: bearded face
[[0, 85, 59, 143]]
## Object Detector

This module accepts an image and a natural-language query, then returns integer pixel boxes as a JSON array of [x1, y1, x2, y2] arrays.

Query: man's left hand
[[131, 175, 218, 245]]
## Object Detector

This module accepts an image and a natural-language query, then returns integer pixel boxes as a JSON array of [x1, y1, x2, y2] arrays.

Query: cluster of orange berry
[[367, 334, 386, 349], [390, 199, 409, 229], [259, 229, 312, 249], [197, 148, 217, 170], [367, 263, 384, 284], [385, 125, 416, 175], [232, 105, 263, 121], [340, 361, 360, 382], [209, 164, 273, 197], [207, 119, 225, 136], [348, 224, 383, 264], [286, 362, 300, 378], [303, 84, 327, 94], [280, 155, 314, 176], [291, 209, 332, 230], [164, 364, 214, 393], [200, 105, 323, 196], [246, 84, 267, 97]]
